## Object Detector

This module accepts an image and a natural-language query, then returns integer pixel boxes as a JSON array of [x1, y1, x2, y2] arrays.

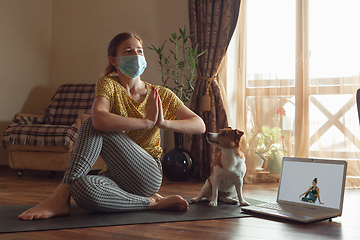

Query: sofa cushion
[[2, 123, 78, 150]]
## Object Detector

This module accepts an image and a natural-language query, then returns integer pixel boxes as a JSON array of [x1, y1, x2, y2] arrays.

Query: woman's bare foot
[[149, 194, 189, 211], [150, 193, 164, 202], [18, 184, 72, 221], [18, 196, 71, 220]]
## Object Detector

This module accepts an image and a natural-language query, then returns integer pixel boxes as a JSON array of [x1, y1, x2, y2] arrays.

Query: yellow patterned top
[[95, 75, 183, 159]]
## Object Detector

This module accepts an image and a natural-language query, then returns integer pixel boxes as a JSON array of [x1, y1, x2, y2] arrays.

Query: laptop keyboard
[[257, 203, 327, 217]]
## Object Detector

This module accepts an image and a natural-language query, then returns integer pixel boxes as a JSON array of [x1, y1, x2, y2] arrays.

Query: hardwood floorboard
[[0, 168, 359, 240]]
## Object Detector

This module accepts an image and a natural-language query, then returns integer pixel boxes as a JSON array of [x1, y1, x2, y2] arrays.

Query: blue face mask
[[118, 55, 147, 79]]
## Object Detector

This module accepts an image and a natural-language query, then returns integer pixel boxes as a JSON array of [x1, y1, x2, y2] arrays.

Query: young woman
[[18, 33, 206, 220], [299, 178, 323, 204]]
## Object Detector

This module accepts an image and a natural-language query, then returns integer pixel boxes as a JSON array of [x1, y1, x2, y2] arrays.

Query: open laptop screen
[[277, 158, 347, 210]]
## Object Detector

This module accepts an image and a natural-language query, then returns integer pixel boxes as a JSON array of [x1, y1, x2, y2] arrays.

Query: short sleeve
[[95, 76, 115, 103], [158, 86, 183, 120]]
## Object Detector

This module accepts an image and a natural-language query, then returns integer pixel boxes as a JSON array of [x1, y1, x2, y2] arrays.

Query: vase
[[162, 132, 194, 181]]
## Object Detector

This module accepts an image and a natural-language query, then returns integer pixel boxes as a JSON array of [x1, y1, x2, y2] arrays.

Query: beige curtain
[[184, 0, 241, 179], [219, 0, 360, 186]]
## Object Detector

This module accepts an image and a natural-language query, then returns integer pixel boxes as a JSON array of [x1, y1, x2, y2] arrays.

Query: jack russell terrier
[[191, 127, 250, 207]]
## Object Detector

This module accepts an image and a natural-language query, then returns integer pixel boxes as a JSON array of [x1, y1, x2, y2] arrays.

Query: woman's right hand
[[145, 87, 158, 125]]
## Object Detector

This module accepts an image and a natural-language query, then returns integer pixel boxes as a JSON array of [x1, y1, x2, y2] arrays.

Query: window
[[246, 0, 295, 88], [224, 0, 360, 161]]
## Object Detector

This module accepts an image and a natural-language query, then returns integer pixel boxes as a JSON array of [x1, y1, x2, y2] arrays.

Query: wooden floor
[[0, 168, 359, 240]]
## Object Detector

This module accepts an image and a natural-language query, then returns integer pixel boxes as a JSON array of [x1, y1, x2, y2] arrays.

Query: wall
[[0, 0, 188, 166], [0, 0, 53, 166], [50, 0, 189, 90]]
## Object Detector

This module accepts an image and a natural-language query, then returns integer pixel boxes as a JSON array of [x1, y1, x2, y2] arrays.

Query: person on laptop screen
[[299, 178, 324, 204]]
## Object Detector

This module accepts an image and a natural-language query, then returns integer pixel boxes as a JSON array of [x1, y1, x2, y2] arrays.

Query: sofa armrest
[[75, 114, 91, 130], [15, 113, 45, 118], [13, 113, 46, 125]]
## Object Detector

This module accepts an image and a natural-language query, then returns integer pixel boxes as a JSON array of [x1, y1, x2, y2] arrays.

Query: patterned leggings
[[61, 118, 163, 212]]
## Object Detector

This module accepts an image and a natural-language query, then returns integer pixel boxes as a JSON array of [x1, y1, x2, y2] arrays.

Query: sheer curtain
[[219, 0, 360, 186]]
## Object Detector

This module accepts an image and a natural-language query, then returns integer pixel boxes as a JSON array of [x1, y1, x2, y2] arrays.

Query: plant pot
[[254, 152, 265, 170], [162, 132, 194, 181], [267, 151, 283, 173]]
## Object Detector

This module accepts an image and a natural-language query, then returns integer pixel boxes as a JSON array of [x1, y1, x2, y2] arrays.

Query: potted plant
[[148, 27, 205, 181], [148, 26, 205, 105], [256, 126, 286, 173]]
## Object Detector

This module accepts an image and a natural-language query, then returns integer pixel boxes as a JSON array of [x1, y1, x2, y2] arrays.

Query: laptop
[[241, 157, 347, 222]]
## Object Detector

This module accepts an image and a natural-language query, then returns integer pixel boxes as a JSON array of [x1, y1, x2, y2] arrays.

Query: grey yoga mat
[[0, 198, 264, 233]]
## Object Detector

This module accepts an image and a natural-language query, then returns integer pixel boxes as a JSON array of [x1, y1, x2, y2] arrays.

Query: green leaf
[[198, 50, 206, 58], [194, 44, 199, 55], [178, 61, 185, 67], [160, 41, 166, 51]]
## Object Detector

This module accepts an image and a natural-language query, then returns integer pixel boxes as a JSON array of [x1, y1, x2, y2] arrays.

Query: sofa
[[2, 84, 104, 176]]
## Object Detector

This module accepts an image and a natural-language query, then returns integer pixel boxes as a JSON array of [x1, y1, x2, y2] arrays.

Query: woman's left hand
[[145, 87, 159, 125], [149, 87, 205, 134], [154, 88, 166, 128]]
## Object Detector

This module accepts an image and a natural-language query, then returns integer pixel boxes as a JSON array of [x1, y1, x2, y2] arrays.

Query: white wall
[[0, 0, 189, 166]]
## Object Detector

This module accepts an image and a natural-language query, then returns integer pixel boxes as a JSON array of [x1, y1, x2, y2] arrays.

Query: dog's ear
[[234, 129, 244, 146], [235, 129, 244, 138]]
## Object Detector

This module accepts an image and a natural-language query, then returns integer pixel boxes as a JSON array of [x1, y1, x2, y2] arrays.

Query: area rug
[[0, 198, 264, 233]]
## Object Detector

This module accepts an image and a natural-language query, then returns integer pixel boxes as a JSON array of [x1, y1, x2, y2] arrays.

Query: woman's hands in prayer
[[146, 87, 165, 128]]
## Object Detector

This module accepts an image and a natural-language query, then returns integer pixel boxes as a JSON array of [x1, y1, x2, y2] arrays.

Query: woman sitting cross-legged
[[299, 178, 324, 204], [18, 32, 206, 220]]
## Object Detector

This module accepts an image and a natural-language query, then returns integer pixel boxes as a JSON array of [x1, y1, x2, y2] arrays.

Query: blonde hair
[[103, 33, 143, 76]]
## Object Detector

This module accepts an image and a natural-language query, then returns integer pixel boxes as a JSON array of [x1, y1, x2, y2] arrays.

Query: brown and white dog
[[191, 127, 250, 207]]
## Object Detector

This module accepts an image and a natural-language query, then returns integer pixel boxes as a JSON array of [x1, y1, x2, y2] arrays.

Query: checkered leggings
[[61, 118, 163, 212]]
